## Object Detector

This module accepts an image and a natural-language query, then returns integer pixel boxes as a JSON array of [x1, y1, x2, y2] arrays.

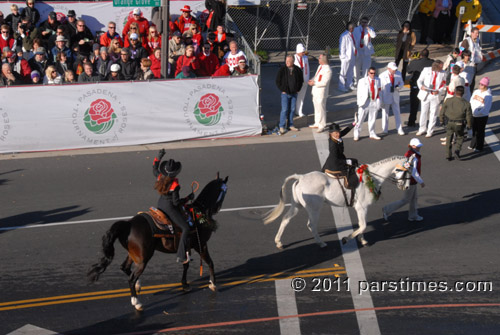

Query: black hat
[[49, 11, 57, 20], [67, 10, 76, 17], [159, 159, 182, 177], [328, 123, 341, 133]]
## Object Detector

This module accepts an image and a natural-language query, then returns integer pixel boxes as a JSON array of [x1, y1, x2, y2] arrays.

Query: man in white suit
[[354, 66, 381, 141], [353, 16, 376, 80], [379, 62, 405, 135], [338, 22, 356, 92], [294, 43, 310, 117], [308, 53, 332, 133], [416, 60, 446, 137]]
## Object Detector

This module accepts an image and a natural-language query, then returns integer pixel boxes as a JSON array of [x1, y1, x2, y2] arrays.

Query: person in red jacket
[[0, 24, 15, 51], [197, 43, 220, 77], [149, 47, 162, 78], [100, 21, 123, 48], [212, 63, 231, 77], [176, 6, 199, 34], [5, 49, 32, 83], [175, 45, 199, 77], [122, 8, 150, 40], [145, 26, 161, 55]]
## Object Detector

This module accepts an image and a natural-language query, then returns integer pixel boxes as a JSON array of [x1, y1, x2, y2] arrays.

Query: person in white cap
[[382, 138, 425, 222], [416, 60, 446, 137], [353, 66, 381, 140], [308, 53, 332, 133], [379, 61, 405, 135], [353, 16, 376, 80], [338, 21, 356, 92], [122, 7, 150, 39], [294, 43, 309, 117]]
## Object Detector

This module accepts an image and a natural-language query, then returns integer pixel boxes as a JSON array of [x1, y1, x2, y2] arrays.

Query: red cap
[[180, 5, 192, 12]]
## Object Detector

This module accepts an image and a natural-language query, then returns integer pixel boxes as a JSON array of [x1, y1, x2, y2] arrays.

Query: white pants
[[354, 100, 378, 138], [295, 83, 308, 116], [418, 95, 440, 135], [383, 184, 419, 220], [339, 58, 355, 89], [355, 53, 372, 80], [381, 102, 403, 133], [312, 90, 327, 129]]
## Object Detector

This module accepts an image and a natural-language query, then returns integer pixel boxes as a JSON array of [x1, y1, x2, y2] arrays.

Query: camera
[[20, 24, 28, 31]]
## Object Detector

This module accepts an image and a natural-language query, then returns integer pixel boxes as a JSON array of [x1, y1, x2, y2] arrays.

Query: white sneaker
[[416, 131, 425, 136], [353, 136, 359, 141], [425, 133, 433, 138], [398, 130, 406, 136], [370, 135, 382, 140], [408, 215, 423, 222], [309, 124, 318, 128], [440, 137, 446, 141], [316, 127, 324, 133]]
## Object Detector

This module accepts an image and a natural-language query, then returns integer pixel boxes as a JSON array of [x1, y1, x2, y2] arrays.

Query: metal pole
[[161, 0, 170, 78], [455, 7, 464, 48], [285, 0, 295, 60]]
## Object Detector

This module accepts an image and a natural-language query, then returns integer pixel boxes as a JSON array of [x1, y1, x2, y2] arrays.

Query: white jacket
[[294, 53, 310, 81], [339, 30, 356, 61], [417, 67, 446, 101], [461, 36, 482, 65], [311, 64, 332, 97], [470, 88, 492, 117], [379, 69, 404, 105], [357, 76, 381, 108], [353, 25, 376, 56]]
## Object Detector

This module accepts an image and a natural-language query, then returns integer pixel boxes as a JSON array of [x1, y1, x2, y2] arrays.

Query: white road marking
[[313, 130, 381, 335], [275, 279, 301, 335], [485, 127, 500, 162], [6, 324, 57, 335], [0, 204, 289, 231]]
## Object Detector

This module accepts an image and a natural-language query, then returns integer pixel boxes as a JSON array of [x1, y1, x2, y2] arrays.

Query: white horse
[[263, 155, 407, 248]]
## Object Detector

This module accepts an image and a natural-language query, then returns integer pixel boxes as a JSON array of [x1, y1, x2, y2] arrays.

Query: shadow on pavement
[[365, 188, 500, 245]]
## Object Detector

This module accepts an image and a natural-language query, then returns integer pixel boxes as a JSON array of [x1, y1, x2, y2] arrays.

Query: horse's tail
[[263, 174, 301, 224], [87, 220, 130, 283]]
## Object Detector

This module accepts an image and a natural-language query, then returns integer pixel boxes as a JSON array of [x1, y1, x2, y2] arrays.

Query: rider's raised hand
[[158, 148, 166, 158]]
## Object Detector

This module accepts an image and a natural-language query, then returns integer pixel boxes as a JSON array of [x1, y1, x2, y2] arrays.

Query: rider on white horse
[[321, 122, 358, 188]]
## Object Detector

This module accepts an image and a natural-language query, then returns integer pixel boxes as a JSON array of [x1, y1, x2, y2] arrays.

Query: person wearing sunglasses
[[100, 21, 123, 48], [354, 67, 382, 141]]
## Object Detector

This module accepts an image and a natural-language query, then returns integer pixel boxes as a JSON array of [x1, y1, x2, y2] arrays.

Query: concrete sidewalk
[[259, 43, 491, 134]]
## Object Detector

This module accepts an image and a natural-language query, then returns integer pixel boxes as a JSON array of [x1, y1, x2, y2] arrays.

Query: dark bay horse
[[87, 174, 228, 311]]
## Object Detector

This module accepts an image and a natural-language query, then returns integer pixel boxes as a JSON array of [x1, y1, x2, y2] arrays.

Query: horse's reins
[[189, 181, 204, 277]]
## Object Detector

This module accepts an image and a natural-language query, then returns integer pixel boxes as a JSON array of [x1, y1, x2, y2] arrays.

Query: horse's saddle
[[324, 169, 359, 190]]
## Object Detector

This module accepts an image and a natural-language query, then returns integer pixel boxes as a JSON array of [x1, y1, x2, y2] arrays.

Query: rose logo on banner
[[194, 93, 223, 126], [84, 99, 117, 134]]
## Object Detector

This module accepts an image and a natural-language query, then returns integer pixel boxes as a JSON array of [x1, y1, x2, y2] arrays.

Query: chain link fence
[[228, 0, 420, 60]]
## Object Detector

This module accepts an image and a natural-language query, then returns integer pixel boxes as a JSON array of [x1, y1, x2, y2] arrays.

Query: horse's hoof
[[341, 237, 348, 245], [360, 239, 368, 247], [319, 242, 327, 248], [209, 283, 217, 292], [276, 242, 283, 250], [182, 284, 191, 292], [134, 303, 143, 311]]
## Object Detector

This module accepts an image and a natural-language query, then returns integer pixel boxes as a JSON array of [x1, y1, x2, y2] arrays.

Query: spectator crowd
[[0, 0, 251, 86]]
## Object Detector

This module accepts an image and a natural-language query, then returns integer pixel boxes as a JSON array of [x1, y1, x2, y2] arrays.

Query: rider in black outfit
[[153, 149, 194, 264], [321, 122, 358, 188]]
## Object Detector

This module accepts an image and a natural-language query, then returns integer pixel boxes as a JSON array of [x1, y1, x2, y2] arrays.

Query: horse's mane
[[368, 155, 406, 167]]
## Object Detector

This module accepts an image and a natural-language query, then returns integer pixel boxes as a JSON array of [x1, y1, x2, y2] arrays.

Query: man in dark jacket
[[118, 47, 139, 80], [439, 86, 472, 161], [205, 0, 226, 32], [275, 55, 303, 134], [406, 49, 433, 127]]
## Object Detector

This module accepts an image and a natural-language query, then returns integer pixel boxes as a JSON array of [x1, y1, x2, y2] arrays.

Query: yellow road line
[[0, 267, 346, 311]]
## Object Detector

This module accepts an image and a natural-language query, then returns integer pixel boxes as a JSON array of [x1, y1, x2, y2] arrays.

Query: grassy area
[[255, 49, 269, 63], [329, 42, 397, 58]]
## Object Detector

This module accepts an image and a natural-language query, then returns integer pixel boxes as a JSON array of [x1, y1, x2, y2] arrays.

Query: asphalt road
[[2, 63, 500, 335]]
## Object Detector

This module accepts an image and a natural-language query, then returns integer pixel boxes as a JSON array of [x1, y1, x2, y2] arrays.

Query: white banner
[[0, 1, 206, 35], [0, 76, 261, 153]]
